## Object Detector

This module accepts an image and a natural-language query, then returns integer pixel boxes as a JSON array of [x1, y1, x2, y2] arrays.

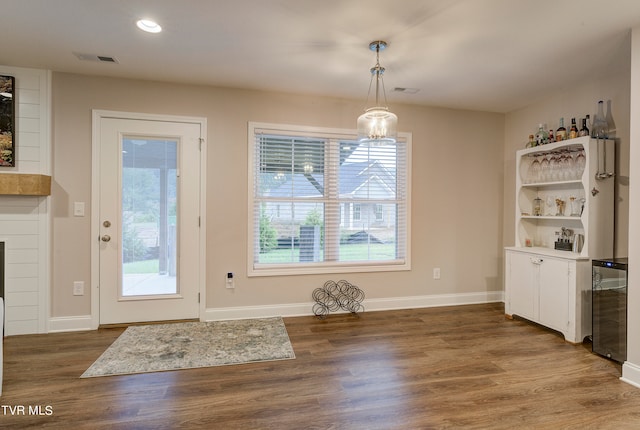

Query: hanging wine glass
[[540, 155, 550, 182], [565, 152, 576, 180], [561, 152, 573, 180], [529, 157, 541, 183], [575, 150, 586, 179], [549, 154, 560, 181]]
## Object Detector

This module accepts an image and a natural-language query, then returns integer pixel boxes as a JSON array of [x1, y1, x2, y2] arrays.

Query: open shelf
[[0, 173, 52, 196]]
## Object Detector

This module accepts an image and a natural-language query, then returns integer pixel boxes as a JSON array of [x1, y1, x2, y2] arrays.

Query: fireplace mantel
[[0, 173, 52, 196]]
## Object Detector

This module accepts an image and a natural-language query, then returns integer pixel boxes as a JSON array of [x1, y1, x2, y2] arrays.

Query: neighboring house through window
[[375, 204, 384, 221], [353, 203, 361, 222], [248, 122, 411, 276]]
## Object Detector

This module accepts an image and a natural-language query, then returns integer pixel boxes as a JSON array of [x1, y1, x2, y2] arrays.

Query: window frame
[[247, 121, 411, 277]]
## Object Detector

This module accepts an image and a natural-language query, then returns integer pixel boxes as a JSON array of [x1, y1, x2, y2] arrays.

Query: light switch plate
[[73, 202, 85, 217]]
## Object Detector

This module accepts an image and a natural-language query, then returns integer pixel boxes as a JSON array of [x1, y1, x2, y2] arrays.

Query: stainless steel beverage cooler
[[592, 258, 628, 363]]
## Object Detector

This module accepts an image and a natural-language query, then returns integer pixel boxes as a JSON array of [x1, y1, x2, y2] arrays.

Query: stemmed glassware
[[528, 157, 541, 183], [532, 150, 583, 182], [545, 196, 555, 216], [575, 150, 586, 179], [565, 152, 576, 180], [549, 154, 560, 181], [540, 155, 550, 182]]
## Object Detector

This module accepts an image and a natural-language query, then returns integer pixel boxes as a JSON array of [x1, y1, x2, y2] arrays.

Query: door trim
[[90, 110, 207, 329]]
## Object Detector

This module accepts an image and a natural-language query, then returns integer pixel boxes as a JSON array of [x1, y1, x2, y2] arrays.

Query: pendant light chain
[[372, 42, 385, 108]]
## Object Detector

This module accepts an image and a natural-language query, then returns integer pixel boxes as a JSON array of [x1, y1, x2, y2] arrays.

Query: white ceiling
[[3, 0, 640, 113]]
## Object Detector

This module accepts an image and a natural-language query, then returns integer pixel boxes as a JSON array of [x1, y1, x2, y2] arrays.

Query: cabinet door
[[507, 252, 536, 320], [538, 257, 570, 333]]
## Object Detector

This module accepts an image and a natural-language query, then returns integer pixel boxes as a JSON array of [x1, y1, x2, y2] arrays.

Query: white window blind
[[248, 122, 410, 276]]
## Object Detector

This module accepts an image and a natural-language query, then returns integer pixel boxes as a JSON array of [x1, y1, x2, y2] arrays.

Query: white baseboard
[[621, 361, 640, 388], [48, 315, 93, 333], [46, 291, 505, 331], [204, 291, 505, 321]]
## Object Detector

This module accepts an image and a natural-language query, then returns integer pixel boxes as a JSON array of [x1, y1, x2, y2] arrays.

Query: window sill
[[248, 260, 410, 277]]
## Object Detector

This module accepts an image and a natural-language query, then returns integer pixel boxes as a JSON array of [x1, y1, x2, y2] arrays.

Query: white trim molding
[[48, 291, 504, 331], [622, 362, 640, 389], [48, 315, 93, 333], [204, 291, 504, 321]]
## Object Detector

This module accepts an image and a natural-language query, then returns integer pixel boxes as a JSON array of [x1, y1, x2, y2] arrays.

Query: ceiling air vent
[[97, 56, 117, 63], [393, 87, 420, 94], [73, 52, 119, 63]]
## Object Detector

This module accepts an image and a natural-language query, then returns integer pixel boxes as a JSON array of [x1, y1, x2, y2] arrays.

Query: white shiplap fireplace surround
[[0, 66, 51, 335]]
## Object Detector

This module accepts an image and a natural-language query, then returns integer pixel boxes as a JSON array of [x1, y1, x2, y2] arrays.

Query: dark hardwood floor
[[2, 303, 640, 429]]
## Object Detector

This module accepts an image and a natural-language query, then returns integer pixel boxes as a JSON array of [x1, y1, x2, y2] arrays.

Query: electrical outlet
[[433, 268, 441, 280], [73, 281, 84, 296], [226, 272, 235, 289]]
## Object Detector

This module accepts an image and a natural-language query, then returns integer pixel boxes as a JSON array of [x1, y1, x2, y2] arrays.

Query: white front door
[[95, 113, 204, 325]]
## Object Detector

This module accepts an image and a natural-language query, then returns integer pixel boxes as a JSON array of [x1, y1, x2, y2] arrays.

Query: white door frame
[[90, 110, 207, 329]]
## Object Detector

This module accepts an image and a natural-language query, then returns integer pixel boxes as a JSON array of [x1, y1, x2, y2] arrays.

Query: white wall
[[0, 66, 51, 335], [621, 26, 640, 388], [49, 73, 505, 326]]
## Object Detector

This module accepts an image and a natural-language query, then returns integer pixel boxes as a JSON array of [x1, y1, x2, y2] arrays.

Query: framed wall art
[[0, 75, 15, 167]]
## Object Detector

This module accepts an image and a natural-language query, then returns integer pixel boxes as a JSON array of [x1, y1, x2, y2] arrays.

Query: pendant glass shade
[[357, 41, 397, 144], [357, 107, 397, 144]]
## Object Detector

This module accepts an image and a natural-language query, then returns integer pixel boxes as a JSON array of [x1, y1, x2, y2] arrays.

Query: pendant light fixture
[[357, 41, 397, 144]]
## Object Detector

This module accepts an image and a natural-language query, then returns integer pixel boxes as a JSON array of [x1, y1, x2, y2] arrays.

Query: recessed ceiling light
[[136, 19, 162, 33]]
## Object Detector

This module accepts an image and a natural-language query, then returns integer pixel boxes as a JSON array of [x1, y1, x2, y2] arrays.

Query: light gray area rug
[[81, 317, 295, 378]]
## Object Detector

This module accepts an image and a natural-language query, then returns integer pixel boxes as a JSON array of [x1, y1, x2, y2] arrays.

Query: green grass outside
[[259, 243, 396, 263], [124, 244, 397, 269]]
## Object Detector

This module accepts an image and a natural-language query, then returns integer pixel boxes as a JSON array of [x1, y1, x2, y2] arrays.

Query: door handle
[[101, 235, 111, 242]]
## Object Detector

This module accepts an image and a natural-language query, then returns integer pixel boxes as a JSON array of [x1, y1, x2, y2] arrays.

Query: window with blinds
[[248, 122, 410, 276]]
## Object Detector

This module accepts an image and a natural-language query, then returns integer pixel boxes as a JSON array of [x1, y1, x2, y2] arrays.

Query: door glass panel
[[121, 137, 178, 297]]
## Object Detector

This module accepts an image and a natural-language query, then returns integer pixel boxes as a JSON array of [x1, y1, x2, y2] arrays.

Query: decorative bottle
[[591, 100, 609, 139], [606, 100, 616, 138], [534, 124, 548, 146], [569, 118, 578, 139], [578, 118, 589, 137], [526, 134, 536, 148], [556, 117, 567, 141], [548, 129, 554, 143]]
